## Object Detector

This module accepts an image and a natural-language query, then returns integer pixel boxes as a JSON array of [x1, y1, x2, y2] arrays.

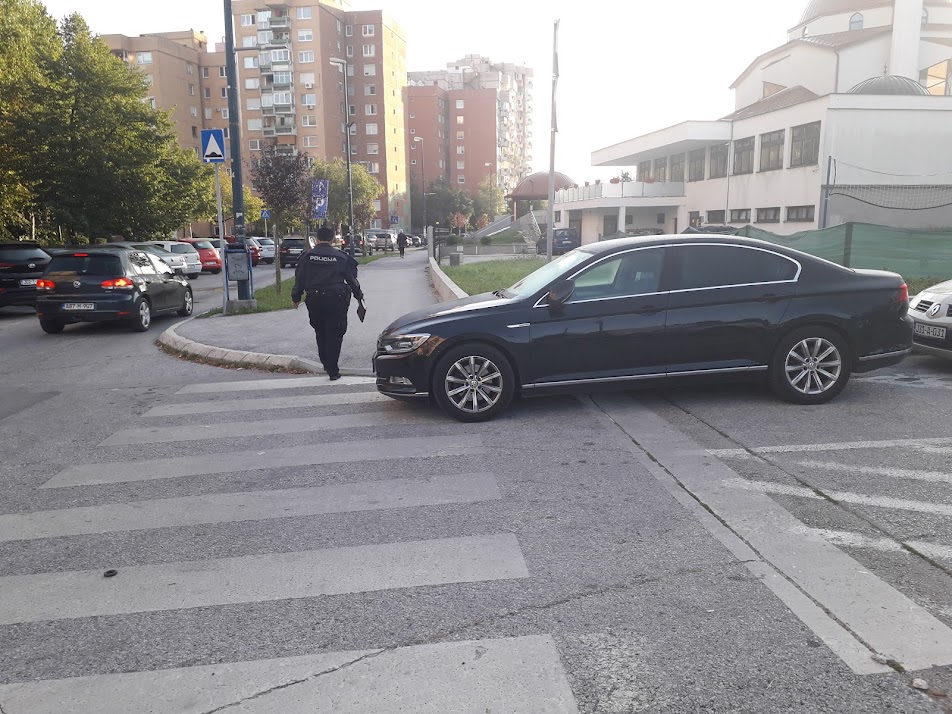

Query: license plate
[[204, 261, 217, 266], [915, 322, 947, 339], [19, 278, 37, 286], [290, 249, 302, 254], [63, 303, 95, 311]]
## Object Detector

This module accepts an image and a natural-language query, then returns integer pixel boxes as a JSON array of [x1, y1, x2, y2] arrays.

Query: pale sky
[[39, 0, 806, 183]]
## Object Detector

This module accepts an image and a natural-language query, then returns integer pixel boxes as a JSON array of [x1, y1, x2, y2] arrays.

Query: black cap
[[316, 226, 334, 242]]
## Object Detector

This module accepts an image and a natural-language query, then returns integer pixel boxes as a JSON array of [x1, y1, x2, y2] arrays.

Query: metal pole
[[215, 164, 228, 315], [331, 58, 357, 258], [223, 0, 249, 299], [822, 155, 833, 229], [546, 20, 560, 263]]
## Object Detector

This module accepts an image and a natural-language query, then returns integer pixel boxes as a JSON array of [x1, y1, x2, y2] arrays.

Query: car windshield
[[258, 239, 274, 245], [47, 254, 122, 276], [504, 250, 593, 299], [170, 244, 197, 254], [0, 246, 50, 261], [193, 240, 214, 250]]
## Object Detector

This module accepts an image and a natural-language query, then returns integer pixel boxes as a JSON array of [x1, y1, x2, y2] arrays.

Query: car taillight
[[894, 283, 908, 304], [0, 262, 12, 269], [36, 279, 55, 291], [101, 277, 135, 290]]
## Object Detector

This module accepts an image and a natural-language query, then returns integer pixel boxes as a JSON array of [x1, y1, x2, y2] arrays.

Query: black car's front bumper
[[373, 349, 431, 399]]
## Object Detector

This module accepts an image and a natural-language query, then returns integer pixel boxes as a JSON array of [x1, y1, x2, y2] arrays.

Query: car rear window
[[0, 246, 50, 261], [193, 240, 214, 250], [258, 239, 274, 245], [47, 254, 122, 276], [283, 239, 305, 247], [170, 244, 197, 254]]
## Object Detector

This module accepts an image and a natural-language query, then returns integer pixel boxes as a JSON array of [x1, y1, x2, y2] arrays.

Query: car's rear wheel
[[177, 288, 193, 317], [770, 326, 851, 404], [130, 297, 152, 332], [39, 319, 64, 334], [432, 343, 515, 422], [210, 269, 221, 275], [187, 273, 199, 280]]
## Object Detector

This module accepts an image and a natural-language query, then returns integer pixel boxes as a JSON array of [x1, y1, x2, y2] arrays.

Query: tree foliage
[[309, 157, 384, 233], [426, 177, 473, 232], [0, 5, 208, 241]]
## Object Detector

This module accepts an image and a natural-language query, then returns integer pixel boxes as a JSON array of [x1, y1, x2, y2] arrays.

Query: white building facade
[[558, 0, 952, 242]]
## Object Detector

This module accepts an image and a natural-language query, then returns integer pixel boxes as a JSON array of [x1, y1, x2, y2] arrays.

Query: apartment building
[[407, 55, 533, 203]]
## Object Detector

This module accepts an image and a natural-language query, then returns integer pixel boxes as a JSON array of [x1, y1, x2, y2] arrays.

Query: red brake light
[[36, 279, 55, 291], [896, 283, 908, 304], [73, 253, 88, 257], [101, 277, 134, 290], [0, 262, 12, 269]]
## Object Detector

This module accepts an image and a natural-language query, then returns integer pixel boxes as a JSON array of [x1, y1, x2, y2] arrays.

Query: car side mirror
[[548, 279, 575, 310]]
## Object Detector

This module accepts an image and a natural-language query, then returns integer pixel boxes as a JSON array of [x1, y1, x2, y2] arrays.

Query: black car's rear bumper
[[36, 294, 137, 323], [0, 285, 39, 307]]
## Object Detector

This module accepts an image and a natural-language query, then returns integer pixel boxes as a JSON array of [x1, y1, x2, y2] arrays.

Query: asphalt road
[[1, 280, 951, 712]]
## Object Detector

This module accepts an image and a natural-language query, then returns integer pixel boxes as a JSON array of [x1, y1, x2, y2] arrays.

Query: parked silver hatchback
[[910, 279, 952, 360]]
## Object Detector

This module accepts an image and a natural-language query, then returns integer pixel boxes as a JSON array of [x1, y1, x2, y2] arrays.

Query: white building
[[557, 0, 952, 242]]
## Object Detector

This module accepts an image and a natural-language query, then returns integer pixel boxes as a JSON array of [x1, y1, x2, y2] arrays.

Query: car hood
[[919, 279, 952, 297], [382, 292, 518, 335]]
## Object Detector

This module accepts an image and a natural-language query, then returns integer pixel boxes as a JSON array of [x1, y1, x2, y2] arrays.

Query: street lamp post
[[484, 161, 495, 222], [414, 136, 426, 238], [329, 57, 356, 259]]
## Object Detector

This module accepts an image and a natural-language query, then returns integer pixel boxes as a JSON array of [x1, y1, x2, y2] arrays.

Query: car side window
[[147, 253, 174, 276], [571, 249, 664, 301], [674, 245, 798, 291], [131, 252, 156, 275]]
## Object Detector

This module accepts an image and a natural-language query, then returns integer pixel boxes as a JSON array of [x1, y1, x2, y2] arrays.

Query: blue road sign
[[312, 179, 329, 220], [261, 209, 271, 220], [201, 129, 226, 164], [390, 214, 399, 225]]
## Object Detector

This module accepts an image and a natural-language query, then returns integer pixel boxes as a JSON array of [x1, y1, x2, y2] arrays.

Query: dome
[[507, 172, 576, 200], [800, 0, 952, 24], [847, 74, 931, 95]]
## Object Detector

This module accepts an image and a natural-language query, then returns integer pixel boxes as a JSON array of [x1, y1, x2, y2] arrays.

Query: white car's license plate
[[63, 303, 95, 311], [915, 322, 947, 339], [19, 278, 37, 286]]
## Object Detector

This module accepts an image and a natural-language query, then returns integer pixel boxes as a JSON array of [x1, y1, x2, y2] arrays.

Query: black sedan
[[374, 235, 913, 421], [0, 242, 51, 309], [35, 248, 192, 333]]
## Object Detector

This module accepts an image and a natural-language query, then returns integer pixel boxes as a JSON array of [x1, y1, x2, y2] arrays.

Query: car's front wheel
[[130, 297, 152, 332], [770, 326, 851, 404], [39, 319, 64, 334], [432, 343, 515, 422], [177, 288, 193, 317]]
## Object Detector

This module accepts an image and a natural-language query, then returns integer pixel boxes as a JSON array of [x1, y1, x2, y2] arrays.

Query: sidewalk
[[167, 248, 437, 376]]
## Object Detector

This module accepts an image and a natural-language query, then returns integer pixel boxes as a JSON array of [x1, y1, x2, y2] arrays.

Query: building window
[[346, 45, 354, 58], [653, 157, 667, 182], [296, 7, 312, 19], [298, 29, 313, 42], [258, 30, 272, 44], [733, 137, 754, 175], [921, 59, 951, 94], [362, 44, 376, 57], [218, 67, 226, 78], [247, 119, 262, 131], [458, 176, 466, 184], [364, 104, 377, 115], [273, 92, 291, 105], [191, 126, 198, 138], [364, 64, 376, 76], [220, 87, 228, 99], [190, 106, 198, 117], [347, 65, 355, 77], [670, 154, 685, 182], [707, 210, 726, 224], [367, 143, 379, 154], [203, 87, 211, 99], [202, 66, 210, 78], [348, 104, 356, 115], [302, 115, 317, 126], [456, 115, 464, 124], [186, 63, 194, 75], [240, 14, 255, 26], [787, 205, 816, 222], [710, 143, 729, 178], [298, 51, 314, 63], [363, 24, 375, 36], [790, 122, 821, 167], [136, 52, 152, 64], [249, 139, 261, 151], [760, 130, 785, 171], [367, 162, 380, 173], [271, 49, 290, 63], [245, 78, 260, 90], [689, 211, 701, 228], [247, 98, 260, 111], [302, 94, 316, 106], [730, 208, 751, 223], [456, 99, 465, 109], [756, 207, 781, 223], [204, 108, 212, 120], [242, 36, 257, 48], [187, 83, 195, 96], [300, 72, 315, 84], [303, 136, 319, 148], [637, 161, 651, 181], [456, 130, 464, 140], [456, 146, 465, 154], [688, 149, 706, 182], [849, 12, 864, 31], [365, 85, 376, 95], [243, 57, 258, 70], [457, 160, 465, 169], [144, 96, 155, 110], [366, 123, 378, 135], [346, 24, 353, 36]]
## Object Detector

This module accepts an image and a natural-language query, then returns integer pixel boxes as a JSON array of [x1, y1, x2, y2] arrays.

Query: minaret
[[890, 0, 925, 79]]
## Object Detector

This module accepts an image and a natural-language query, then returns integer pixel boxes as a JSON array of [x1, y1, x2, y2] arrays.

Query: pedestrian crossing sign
[[201, 129, 226, 164]]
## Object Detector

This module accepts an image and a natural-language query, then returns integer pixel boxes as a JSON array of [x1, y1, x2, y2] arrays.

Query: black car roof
[[581, 233, 815, 262]]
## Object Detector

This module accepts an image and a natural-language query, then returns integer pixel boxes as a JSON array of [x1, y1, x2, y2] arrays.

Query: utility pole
[[546, 19, 559, 264], [330, 57, 357, 258]]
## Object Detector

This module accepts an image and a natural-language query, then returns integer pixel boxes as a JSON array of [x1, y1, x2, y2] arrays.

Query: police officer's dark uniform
[[291, 227, 364, 380]]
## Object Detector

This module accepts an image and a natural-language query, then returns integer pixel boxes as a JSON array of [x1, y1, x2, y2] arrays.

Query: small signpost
[[390, 214, 399, 225], [201, 129, 229, 314]]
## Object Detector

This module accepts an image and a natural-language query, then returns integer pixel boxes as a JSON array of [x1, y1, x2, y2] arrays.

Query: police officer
[[291, 226, 365, 381]]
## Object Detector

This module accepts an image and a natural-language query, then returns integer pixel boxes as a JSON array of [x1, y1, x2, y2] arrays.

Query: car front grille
[[912, 300, 933, 313]]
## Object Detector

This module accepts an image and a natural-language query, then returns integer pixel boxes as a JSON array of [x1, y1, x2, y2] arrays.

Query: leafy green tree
[[310, 157, 384, 233], [250, 141, 311, 292], [195, 173, 263, 229], [427, 177, 473, 231], [473, 174, 504, 223]]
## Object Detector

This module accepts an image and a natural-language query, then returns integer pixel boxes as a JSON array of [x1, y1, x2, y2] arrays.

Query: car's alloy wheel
[[770, 326, 851, 404], [39, 319, 64, 334], [178, 288, 193, 317], [131, 298, 151, 332], [433, 343, 515, 422]]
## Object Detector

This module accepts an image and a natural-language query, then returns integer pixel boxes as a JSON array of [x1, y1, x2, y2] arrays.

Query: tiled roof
[[721, 86, 821, 121]]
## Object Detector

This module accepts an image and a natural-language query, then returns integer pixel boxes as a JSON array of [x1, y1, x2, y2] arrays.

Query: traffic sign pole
[[202, 128, 230, 316], [215, 164, 228, 316]]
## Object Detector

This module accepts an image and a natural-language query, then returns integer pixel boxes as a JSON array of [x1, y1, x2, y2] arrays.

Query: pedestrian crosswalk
[[0, 375, 580, 713]]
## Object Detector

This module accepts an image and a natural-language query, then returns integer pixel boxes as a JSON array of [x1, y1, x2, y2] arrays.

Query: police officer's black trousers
[[305, 289, 350, 376]]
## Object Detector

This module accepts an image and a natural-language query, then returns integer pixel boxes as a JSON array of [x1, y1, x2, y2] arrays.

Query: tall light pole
[[330, 57, 356, 258], [484, 161, 495, 221], [414, 136, 426, 235], [223, 0, 250, 298]]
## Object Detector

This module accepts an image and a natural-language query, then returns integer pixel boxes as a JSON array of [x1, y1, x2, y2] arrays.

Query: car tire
[[769, 326, 851, 405], [177, 288, 193, 317], [39, 319, 64, 334], [187, 273, 199, 280], [432, 343, 515, 422], [210, 269, 222, 275], [130, 297, 152, 332]]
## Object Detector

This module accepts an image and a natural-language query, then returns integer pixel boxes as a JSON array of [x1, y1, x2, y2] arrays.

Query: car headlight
[[379, 333, 430, 354]]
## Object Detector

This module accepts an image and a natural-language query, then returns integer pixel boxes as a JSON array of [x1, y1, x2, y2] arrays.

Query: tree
[[196, 174, 263, 230], [473, 174, 504, 223], [309, 157, 384, 234], [250, 142, 311, 293], [427, 177, 473, 231]]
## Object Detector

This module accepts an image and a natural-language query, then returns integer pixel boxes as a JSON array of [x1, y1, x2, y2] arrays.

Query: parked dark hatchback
[[537, 228, 582, 256], [375, 235, 913, 421], [279, 237, 309, 267], [0, 242, 52, 308], [35, 248, 192, 333]]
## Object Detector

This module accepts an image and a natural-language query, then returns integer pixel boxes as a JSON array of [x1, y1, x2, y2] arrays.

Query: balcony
[[556, 181, 686, 205], [268, 14, 291, 28]]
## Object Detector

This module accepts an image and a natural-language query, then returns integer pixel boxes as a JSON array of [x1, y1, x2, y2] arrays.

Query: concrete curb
[[157, 317, 374, 377], [428, 256, 469, 301]]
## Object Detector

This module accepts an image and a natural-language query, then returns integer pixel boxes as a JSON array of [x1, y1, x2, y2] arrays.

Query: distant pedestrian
[[292, 226, 366, 380], [397, 231, 408, 258]]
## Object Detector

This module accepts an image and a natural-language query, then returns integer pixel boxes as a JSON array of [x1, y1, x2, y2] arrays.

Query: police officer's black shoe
[[329, 373, 342, 381]]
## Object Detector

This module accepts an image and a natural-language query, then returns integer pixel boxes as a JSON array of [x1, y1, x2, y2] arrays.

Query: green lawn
[[442, 259, 545, 296], [483, 229, 526, 245]]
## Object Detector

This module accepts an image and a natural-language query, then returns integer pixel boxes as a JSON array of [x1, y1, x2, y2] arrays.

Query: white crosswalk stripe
[[1, 375, 578, 711]]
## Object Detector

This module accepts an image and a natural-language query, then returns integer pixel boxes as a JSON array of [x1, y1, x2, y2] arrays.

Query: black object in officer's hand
[[357, 301, 367, 323]]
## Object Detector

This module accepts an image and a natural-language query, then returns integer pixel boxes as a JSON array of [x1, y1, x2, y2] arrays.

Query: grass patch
[[907, 276, 945, 296], [482, 229, 527, 245], [442, 258, 545, 296]]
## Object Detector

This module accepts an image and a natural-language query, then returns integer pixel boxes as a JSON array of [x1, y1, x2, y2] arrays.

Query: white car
[[909, 280, 952, 360], [146, 241, 202, 279], [250, 237, 276, 264], [112, 242, 189, 276]]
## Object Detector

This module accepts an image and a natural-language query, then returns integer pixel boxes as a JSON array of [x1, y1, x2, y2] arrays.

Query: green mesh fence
[[690, 223, 952, 280]]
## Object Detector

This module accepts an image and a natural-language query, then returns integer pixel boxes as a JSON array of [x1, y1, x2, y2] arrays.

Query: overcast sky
[[39, 0, 806, 183]]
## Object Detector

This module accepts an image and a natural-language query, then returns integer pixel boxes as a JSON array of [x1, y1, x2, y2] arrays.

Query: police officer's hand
[[292, 302, 300, 310]]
